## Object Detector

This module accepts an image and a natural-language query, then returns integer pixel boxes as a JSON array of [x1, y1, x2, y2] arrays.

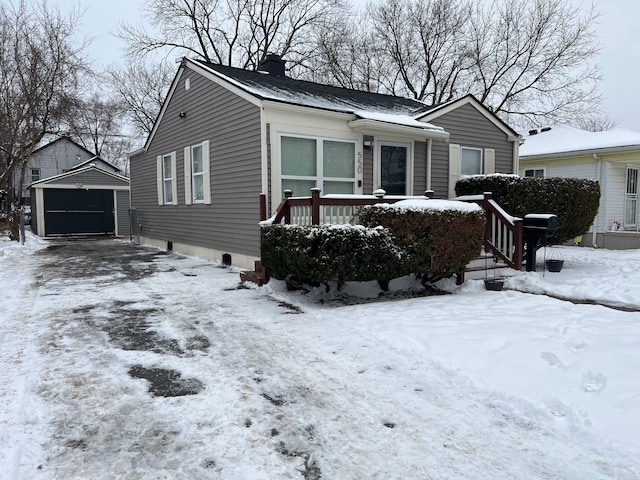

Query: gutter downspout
[[592, 153, 602, 248]]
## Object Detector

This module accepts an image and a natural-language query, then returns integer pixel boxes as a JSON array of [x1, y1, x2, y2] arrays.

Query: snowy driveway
[[1, 238, 639, 479]]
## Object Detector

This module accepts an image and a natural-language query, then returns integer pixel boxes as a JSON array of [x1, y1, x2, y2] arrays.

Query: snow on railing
[[262, 188, 435, 226], [455, 192, 523, 270]]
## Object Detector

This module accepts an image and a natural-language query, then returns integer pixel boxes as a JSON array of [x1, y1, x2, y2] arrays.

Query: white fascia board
[[29, 166, 130, 187], [419, 96, 520, 141], [128, 147, 145, 158], [32, 183, 130, 191], [348, 118, 449, 141]]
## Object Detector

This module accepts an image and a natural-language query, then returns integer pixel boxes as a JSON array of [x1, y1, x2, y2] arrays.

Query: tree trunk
[[8, 208, 20, 241]]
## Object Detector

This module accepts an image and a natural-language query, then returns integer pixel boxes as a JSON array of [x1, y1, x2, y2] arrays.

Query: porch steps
[[239, 261, 269, 286], [462, 251, 518, 282]]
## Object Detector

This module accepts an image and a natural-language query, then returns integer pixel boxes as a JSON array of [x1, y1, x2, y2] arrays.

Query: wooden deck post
[[284, 190, 293, 224], [311, 187, 321, 225]]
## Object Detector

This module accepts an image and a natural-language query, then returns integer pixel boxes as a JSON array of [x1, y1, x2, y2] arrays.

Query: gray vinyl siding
[[431, 138, 452, 198], [413, 141, 427, 194], [130, 68, 262, 257], [116, 190, 130, 237], [429, 104, 516, 199]]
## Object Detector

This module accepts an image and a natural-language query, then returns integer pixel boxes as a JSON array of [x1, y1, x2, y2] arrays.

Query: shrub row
[[260, 203, 485, 288], [455, 175, 600, 243]]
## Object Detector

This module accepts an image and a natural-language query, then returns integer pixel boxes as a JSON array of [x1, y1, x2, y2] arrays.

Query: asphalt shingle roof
[[195, 60, 434, 117]]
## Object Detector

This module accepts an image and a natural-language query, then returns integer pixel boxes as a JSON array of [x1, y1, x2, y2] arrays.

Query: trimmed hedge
[[261, 203, 486, 288], [455, 175, 600, 243], [260, 224, 405, 288], [356, 204, 485, 283]]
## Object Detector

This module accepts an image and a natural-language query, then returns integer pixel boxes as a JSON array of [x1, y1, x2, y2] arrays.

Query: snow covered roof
[[29, 164, 130, 188], [519, 124, 640, 158], [70, 156, 120, 173], [192, 59, 445, 135]]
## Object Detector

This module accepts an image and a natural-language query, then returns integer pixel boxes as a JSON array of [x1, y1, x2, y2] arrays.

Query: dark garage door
[[44, 189, 115, 235]]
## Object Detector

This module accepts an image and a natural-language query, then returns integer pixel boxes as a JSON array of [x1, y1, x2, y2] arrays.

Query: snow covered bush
[[356, 202, 485, 284], [260, 200, 485, 289], [455, 175, 600, 243], [260, 224, 405, 288]]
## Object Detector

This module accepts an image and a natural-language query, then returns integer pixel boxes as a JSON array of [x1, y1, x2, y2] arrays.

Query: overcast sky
[[64, 0, 640, 131]]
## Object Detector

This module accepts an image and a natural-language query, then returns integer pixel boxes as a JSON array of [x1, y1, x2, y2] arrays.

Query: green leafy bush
[[455, 175, 600, 243]]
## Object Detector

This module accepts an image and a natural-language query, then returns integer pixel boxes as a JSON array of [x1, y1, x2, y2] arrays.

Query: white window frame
[[184, 140, 211, 205], [524, 168, 545, 178], [624, 166, 639, 228], [31, 168, 41, 182], [157, 152, 177, 205], [279, 134, 357, 196], [449, 144, 496, 197], [191, 144, 204, 203], [377, 141, 412, 195]]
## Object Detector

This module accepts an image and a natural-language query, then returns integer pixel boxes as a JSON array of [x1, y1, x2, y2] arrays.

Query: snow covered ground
[[1, 232, 639, 479]]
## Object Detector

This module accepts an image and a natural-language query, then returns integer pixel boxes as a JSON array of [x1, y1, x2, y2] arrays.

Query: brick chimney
[[258, 54, 286, 76]]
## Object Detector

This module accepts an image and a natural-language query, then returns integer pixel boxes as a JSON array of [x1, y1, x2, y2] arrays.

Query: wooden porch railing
[[455, 192, 523, 271], [245, 189, 523, 286], [260, 188, 435, 225]]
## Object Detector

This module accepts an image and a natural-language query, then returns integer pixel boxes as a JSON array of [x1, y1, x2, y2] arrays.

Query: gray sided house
[[30, 166, 130, 237], [129, 56, 520, 269], [13, 136, 121, 205]]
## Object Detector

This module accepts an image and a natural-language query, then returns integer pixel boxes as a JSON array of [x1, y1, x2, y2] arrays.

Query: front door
[[624, 166, 639, 228], [380, 143, 409, 195]]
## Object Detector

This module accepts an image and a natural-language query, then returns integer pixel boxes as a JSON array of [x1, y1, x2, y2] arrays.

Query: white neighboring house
[[519, 125, 640, 249], [12, 136, 120, 206]]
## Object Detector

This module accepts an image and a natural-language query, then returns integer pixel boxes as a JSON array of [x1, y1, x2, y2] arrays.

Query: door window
[[380, 143, 409, 194]]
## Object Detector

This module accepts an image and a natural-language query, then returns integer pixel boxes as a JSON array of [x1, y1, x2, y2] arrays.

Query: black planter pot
[[545, 259, 564, 272], [484, 279, 504, 291]]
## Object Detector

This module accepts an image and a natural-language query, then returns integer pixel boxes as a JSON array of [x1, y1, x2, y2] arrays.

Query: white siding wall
[[547, 164, 597, 179]]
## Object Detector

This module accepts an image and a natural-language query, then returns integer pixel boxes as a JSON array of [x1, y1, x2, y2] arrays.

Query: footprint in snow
[[582, 371, 607, 395], [566, 340, 588, 353], [540, 352, 566, 370], [546, 400, 569, 418]]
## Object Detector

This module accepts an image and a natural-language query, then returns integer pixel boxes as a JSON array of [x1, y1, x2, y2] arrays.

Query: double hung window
[[184, 140, 211, 205]]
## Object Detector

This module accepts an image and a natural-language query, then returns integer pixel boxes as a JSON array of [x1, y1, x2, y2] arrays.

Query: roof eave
[[348, 118, 449, 140], [520, 143, 640, 161]]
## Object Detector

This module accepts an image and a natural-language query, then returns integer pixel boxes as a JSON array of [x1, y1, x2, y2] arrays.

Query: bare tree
[[575, 115, 619, 132], [105, 59, 175, 137], [366, 0, 471, 102], [0, 0, 89, 238], [65, 92, 126, 156], [465, 0, 602, 127], [119, 0, 348, 70], [315, 0, 602, 128]]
